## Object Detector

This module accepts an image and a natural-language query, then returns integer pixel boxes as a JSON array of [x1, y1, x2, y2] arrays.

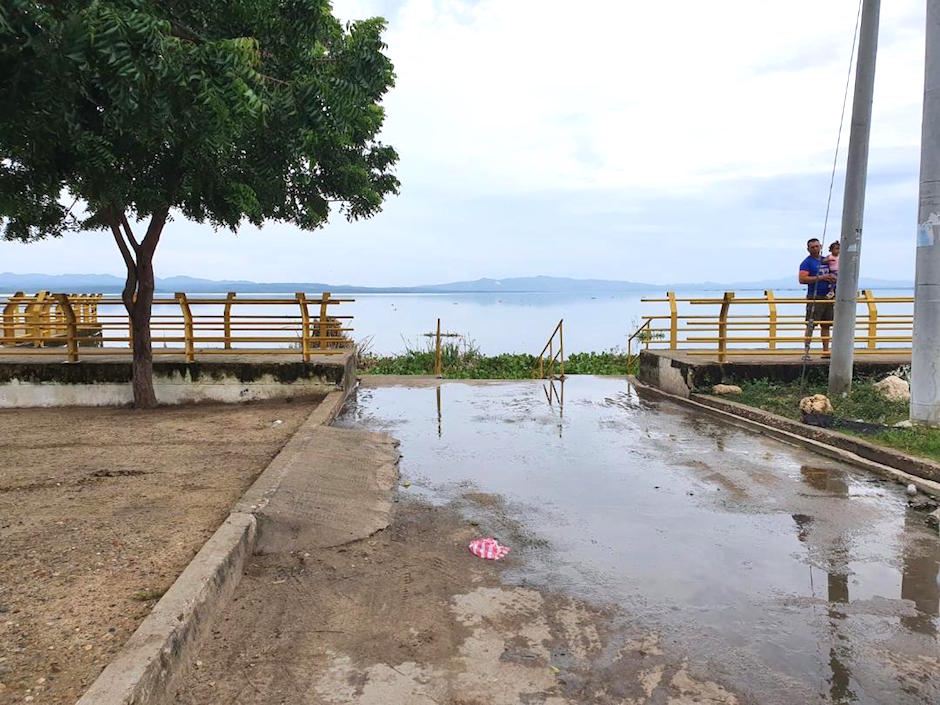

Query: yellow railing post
[[667, 291, 678, 349], [224, 292, 236, 350], [559, 319, 565, 378], [53, 294, 79, 362], [2, 291, 24, 346], [41, 293, 55, 343], [318, 292, 331, 350], [717, 292, 734, 363], [296, 292, 310, 362], [25, 291, 48, 347], [862, 289, 878, 350], [765, 290, 777, 350], [176, 292, 195, 362], [434, 317, 442, 376]]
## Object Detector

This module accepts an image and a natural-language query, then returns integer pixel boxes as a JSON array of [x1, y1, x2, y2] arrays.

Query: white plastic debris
[[906, 483, 918, 496]]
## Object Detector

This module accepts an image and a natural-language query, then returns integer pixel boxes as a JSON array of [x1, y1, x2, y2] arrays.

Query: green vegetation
[[131, 587, 167, 602], [1, 1, 398, 407], [733, 378, 907, 424], [358, 339, 637, 379], [730, 377, 940, 463]]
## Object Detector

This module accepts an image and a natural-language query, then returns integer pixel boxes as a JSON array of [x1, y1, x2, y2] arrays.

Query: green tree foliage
[[0, 0, 398, 406]]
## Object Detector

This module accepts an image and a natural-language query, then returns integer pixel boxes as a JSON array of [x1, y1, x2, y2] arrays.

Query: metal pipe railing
[[0, 291, 354, 361], [534, 319, 565, 379], [629, 289, 914, 357]]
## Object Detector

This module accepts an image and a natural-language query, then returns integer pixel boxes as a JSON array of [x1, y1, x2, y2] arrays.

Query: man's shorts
[[806, 300, 834, 324]]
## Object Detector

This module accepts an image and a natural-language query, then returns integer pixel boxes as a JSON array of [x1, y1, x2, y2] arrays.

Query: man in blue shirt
[[799, 238, 836, 359]]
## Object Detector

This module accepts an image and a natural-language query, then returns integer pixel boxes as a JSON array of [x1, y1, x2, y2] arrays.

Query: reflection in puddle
[[794, 466, 855, 702], [901, 511, 940, 638], [340, 377, 940, 704], [542, 378, 564, 437]]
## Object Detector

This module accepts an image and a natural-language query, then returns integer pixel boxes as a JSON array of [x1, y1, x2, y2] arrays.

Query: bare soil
[[173, 494, 749, 705], [0, 397, 323, 704]]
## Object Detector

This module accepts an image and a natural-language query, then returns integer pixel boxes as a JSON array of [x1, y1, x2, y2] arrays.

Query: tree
[[0, 0, 399, 407]]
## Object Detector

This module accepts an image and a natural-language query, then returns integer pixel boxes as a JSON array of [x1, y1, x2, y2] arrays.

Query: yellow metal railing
[[534, 319, 565, 379], [628, 289, 913, 363], [0, 291, 354, 362]]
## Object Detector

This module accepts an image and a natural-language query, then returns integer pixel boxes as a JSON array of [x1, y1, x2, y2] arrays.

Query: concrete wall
[[637, 352, 692, 398], [637, 350, 908, 394], [0, 355, 355, 408]]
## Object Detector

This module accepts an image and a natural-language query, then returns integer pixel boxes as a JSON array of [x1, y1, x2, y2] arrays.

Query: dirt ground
[[174, 494, 749, 705], [0, 396, 323, 704]]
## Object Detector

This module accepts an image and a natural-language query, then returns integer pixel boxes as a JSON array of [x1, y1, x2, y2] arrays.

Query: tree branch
[[257, 72, 289, 86], [108, 218, 138, 314], [140, 205, 170, 261], [120, 213, 141, 253], [169, 20, 204, 44]]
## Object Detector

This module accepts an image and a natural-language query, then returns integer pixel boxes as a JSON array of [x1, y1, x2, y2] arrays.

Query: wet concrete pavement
[[331, 376, 939, 704]]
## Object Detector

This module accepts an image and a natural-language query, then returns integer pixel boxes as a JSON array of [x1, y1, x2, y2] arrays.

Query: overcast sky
[[0, 0, 928, 285]]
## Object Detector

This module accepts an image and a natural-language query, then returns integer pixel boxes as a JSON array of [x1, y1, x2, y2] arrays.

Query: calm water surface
[[133, 288, 914, 354]]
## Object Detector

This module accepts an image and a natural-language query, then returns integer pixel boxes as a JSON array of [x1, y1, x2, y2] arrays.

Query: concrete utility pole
[[828, 0, 882, 395], [911, 0, 940, 426]]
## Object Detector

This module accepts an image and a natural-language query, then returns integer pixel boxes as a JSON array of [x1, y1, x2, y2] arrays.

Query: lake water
[[115, 287, 915, 355], [331, 289, 915, 355], [348, 291, 654, 355]]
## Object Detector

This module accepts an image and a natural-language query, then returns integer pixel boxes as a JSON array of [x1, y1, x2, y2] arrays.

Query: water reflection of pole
[[542, 377, 564, 437], [900, 512, 940, 637], [436, 384, 442, 438], [795, 466, 855, 703]]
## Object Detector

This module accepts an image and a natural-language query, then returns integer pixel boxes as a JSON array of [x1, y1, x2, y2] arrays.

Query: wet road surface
[[332, 376, 939, 704]]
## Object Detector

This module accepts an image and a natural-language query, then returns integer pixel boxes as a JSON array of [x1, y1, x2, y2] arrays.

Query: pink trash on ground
[[469, 538, 510, 561]]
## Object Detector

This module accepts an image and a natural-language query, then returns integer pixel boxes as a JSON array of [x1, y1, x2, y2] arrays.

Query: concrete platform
[[638, 348, 910, 397], [0, 351, 355, 407]]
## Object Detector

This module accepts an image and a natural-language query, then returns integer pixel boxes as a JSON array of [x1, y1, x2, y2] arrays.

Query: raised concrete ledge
[[75, 388, 353, 705], [629, 376, 940, 499], [637, 349, 910, 393], [0, 352, 355, 407]]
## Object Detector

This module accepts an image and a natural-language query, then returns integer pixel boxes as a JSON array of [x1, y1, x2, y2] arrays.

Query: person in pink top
[[825, 241, 840, 279]]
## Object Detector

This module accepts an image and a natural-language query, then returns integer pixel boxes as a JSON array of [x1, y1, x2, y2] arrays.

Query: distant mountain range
[[0, 272, 914, 294]]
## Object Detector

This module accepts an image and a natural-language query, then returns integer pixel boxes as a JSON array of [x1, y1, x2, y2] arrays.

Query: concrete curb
[[628, 376, 940, 499], [75, 388, 351, 705]]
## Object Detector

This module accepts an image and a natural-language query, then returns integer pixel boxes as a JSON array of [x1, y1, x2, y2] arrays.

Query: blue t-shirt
[[800, 255, 831, 298]]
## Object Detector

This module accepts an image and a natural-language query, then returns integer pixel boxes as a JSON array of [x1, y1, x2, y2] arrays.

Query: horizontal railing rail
[[627, 289, 913, 363], [0, 291, 354, 362]]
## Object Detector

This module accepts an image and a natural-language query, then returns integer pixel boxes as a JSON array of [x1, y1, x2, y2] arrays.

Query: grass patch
[[733, 378, 908, 424], [358, 338, 637, 379], [730, 377, 940, 462], [131, 587, 167, 602]]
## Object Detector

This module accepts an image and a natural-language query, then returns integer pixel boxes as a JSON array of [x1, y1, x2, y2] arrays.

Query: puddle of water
[[337, 376, 940, 704]]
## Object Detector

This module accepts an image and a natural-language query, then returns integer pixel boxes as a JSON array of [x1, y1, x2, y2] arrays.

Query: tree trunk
[[130, 253, 158, 408], [110, 207, 168, 409]]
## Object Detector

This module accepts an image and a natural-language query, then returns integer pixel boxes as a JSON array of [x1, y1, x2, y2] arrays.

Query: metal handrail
[[628, 289, 914, 361], [534, 319, 564, 379], [0, 291, 354, 362]]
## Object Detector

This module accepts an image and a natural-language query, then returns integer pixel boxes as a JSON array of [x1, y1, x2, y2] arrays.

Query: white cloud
[[359, 0, 925, 193], [0, 0, 928, 284]]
